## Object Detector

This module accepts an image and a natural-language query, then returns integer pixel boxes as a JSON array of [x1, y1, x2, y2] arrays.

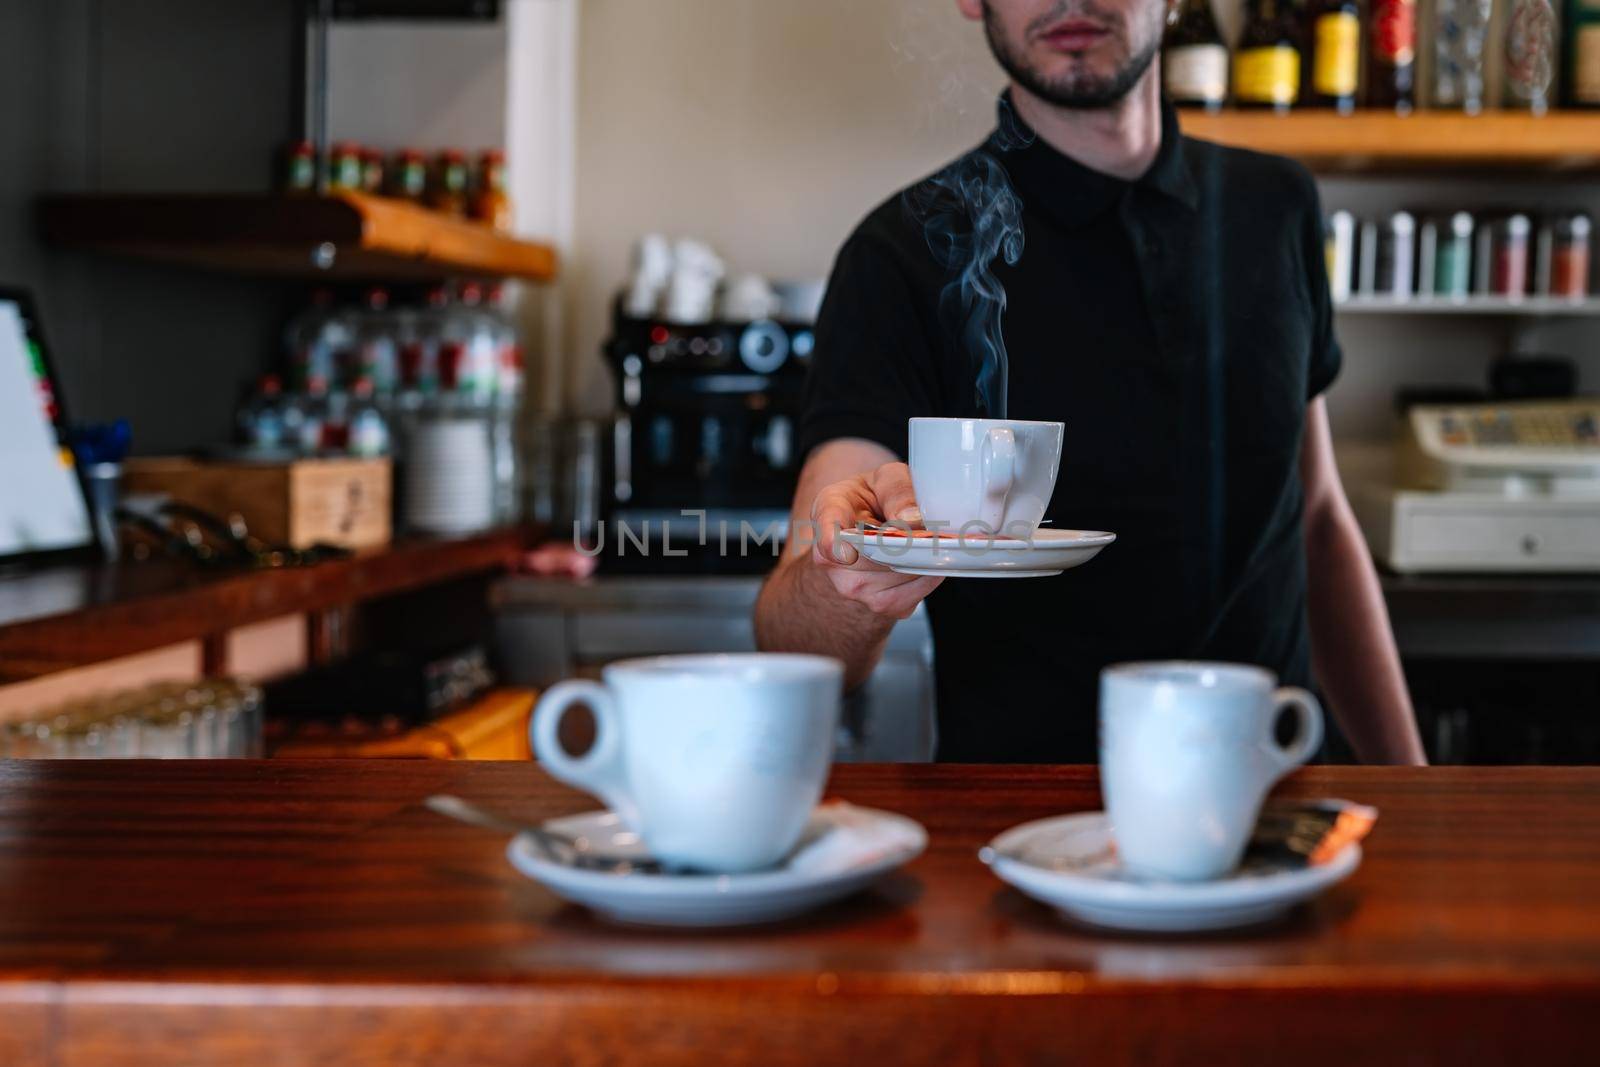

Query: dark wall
[[0, 0, 300, 455]]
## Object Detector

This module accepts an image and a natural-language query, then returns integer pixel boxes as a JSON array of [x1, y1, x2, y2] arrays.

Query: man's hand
[[807, 462, 943, 620], [755, 439, 943, 689]]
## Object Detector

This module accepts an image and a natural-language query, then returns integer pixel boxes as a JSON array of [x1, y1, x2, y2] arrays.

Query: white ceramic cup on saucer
[[530, 653, 843, 873], [907, 417, 1064, 536], [1099, 662, 1324, 882]]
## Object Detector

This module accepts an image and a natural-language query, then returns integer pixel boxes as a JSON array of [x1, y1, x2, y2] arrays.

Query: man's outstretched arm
[[1301, 398, 1428, 765], [755, 438, 943, 690]]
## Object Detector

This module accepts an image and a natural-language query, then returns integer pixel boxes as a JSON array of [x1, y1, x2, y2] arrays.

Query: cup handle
[[530, 680, 636, 825], [1264, 686, 1324, 773], [979, 427, 1016, 530]]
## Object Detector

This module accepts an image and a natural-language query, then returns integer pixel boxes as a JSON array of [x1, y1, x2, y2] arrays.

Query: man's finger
[[811, 488, 859, 564], [870, 463, 923, 526]]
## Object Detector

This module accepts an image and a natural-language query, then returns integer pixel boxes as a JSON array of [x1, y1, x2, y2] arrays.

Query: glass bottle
[[1569, 0, 1600, 106], [1234, 0, 1303, 112], [1163, 0, 1230, 110], [1366, 0, 1418, 113], [1307, 0, 1361, 112]]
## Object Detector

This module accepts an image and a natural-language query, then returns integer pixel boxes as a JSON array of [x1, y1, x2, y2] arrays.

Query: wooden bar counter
[[1, 761, 1597, 1066]]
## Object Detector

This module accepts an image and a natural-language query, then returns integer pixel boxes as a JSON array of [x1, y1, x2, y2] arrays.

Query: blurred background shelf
[[1336, 296, 1600, 316], [37, 192, 559, 282], [0, 528, 530, 682], [1182, 112, 1600, 172]]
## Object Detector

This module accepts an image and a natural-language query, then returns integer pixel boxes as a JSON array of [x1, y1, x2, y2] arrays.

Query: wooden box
[[124, 456, 392, 550]]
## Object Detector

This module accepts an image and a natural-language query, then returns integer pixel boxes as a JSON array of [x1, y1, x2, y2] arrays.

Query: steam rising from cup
[[902, 101, 1033, 419]]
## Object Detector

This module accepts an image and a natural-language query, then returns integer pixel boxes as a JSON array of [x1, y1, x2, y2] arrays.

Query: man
[[754, 0, 1427, 765]]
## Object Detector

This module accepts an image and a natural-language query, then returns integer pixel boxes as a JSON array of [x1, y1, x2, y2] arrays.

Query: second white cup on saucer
[[1099, 662, 1324, 882], [530, 653, 843, 873]]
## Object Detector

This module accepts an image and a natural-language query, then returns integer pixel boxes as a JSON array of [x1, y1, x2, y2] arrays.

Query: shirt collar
[[987, 91, 1199, 229]]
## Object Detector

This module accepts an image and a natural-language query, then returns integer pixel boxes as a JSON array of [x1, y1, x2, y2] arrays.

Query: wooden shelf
[[1181, 111, 1600, 171], [37, 192, 559, 282], [0, 528, 530, 682], [1336, 295, 1600, 315]]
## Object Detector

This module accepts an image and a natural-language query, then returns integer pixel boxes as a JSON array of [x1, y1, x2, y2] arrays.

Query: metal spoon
[[424, 794, 669, 874]]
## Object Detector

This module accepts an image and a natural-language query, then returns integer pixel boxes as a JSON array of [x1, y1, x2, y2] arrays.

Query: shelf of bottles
[[1165, 0, 1600, 169], [1335, 295, 1600, 313], [1327, 206, 1594, 308], [236, 281, 527, 535]]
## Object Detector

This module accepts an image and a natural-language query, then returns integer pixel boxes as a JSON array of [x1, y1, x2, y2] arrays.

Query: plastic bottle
[[454, 281, 499, 403], [237, 374, 287, 451], [484, 284, 524, 401], [298, 376, 330, 455], [483, 285, 524, 524], [348, 377, 391, 457], [284, 288, 350, 393], [349, 287, 399, 394]]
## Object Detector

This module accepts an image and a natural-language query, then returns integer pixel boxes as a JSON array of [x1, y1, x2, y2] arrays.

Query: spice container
[[388, 148, 428, 203], [1325, 211, 1355, 302], [1551, 214, 1593, 297], [1373, 212, 1417, 298], [1491, 215, 1533, 297], [427, 150, 470, 216], [1421, 212, 1475, 298], [328, 142, 366, 192]]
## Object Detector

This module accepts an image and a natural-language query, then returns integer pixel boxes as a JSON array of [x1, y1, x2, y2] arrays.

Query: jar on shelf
[[1504, 0, 1558, 113], [1431, 0, 1492, 112]]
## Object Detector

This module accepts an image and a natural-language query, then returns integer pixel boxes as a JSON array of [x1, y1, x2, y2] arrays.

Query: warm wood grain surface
[[1, 761, 1597, 1066], [0, 530, 526, 681], [1181, 111, 1600, 171], [38, 193, 559, 283]]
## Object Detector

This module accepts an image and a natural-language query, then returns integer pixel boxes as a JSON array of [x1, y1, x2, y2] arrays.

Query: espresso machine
[[600, 301, 815, 572]]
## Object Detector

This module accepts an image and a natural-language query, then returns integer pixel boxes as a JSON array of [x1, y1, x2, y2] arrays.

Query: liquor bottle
[[1163, 0, 1229, 110], [1367, 0, 1417, 113], [1570, 0, 1600, 106], [1306, 0, 1361, 111], [1234, 0, 1303, 111], [1505, 0, 1557, 112]]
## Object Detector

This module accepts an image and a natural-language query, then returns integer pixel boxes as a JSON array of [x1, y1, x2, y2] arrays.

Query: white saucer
[[981, 811, 1361, 933], [839, 527, 1115, 578], [507, 803, 927, 928]]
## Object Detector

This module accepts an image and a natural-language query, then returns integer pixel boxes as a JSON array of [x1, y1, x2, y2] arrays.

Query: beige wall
[[567, 0, 1006, 412]]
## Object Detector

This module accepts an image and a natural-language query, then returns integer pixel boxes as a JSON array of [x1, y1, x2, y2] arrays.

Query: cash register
[[1347, 398, 1600, 573]]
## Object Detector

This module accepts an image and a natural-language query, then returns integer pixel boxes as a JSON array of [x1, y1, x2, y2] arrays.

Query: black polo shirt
[[799, 95, 1341, 763]]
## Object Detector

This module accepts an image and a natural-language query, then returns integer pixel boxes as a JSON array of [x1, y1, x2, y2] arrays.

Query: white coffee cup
[[530, 653, 843, 873], [1099, 662, 1324, 882], [907, 417, 1064, 535]]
